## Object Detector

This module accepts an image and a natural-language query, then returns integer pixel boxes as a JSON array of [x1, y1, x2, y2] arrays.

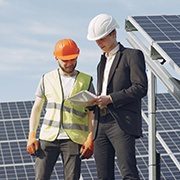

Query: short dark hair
[[109, 29, 116, 35]]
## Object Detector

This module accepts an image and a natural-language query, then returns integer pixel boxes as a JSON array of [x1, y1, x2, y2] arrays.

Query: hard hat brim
[[56, 54, 79, 61], [87, 31, 109, 41], [87, 26, 119, 41]]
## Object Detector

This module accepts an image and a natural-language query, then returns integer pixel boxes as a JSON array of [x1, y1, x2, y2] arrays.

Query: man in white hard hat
[[26, 38, 95, 180], [87, 14, 148, 179]]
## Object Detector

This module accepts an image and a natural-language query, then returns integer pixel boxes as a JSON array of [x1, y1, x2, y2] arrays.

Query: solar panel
[[127, 15, 180, 74], [132, 15, 180, 42], [0, 93, 179, 179]]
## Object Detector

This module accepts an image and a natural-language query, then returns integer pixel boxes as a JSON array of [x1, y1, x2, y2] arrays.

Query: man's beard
[[58, 62, 77, 74]]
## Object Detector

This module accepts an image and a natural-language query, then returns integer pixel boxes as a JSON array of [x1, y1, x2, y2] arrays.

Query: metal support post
[[148, 71, 157, 180]]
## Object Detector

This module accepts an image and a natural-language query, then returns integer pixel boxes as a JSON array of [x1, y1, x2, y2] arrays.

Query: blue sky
[[0, 0, 180, 102]]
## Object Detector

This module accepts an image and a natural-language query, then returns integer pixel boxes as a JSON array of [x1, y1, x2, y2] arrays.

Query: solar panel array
[[131, 15, 180, 73], [0, 93, 180, 179]]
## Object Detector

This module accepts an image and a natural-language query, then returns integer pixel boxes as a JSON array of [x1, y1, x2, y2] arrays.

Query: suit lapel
[[107, 51, 121, 85]]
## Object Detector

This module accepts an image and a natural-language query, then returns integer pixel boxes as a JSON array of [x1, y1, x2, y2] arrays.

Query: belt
[[99, 108, 114, 122], [99, 107, 109, 116]]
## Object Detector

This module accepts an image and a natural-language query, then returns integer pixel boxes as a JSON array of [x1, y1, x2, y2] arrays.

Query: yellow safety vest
[[39, 69, 92, 144]]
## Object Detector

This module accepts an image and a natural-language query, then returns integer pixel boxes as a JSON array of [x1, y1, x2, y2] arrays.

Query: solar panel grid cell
[[161, 155, 180, 179], [5, 166, 17, 180], [156, 111, 180, 131], [136, 156, 148, 179], [160, 131, 180, 153], [136, 134, 148, 156], [0, 121, 6, 141]]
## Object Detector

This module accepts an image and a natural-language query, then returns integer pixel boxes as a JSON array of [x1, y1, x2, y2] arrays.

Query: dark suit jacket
[[94, 43, 148, 139]]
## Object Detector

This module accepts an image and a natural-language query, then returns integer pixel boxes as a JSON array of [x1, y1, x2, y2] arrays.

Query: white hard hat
[[87, 13, 119, 41]]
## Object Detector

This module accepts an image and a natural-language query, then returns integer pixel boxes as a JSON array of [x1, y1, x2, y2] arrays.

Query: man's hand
[[26, 131, 39, 155], [96, 95, 112, 109], [80, 132, 94, 159]]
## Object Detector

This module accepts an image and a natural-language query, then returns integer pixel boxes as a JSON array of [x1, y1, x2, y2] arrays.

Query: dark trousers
[[94, 116, 140, 180], [35, 139, 81, 180]]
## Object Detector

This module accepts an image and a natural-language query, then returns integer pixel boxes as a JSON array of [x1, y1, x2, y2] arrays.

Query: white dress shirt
[[101, 45, 119, 95]]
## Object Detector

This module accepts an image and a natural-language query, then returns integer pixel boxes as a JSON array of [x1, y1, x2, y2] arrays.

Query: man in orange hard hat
[[26, 38, 95, 180]]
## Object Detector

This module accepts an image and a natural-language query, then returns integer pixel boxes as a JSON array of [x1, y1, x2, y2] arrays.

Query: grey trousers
[[35, 139, 81, 180], [94, 117, 140, 180]]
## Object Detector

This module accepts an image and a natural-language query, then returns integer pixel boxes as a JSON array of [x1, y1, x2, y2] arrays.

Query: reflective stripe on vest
[[46, 102, 87, 118], [43, 119, 88, 131], [39, 69, 92, 144]]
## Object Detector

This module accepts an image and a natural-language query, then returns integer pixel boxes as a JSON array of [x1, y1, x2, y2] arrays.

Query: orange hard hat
[[53, 38, 80, 60]]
